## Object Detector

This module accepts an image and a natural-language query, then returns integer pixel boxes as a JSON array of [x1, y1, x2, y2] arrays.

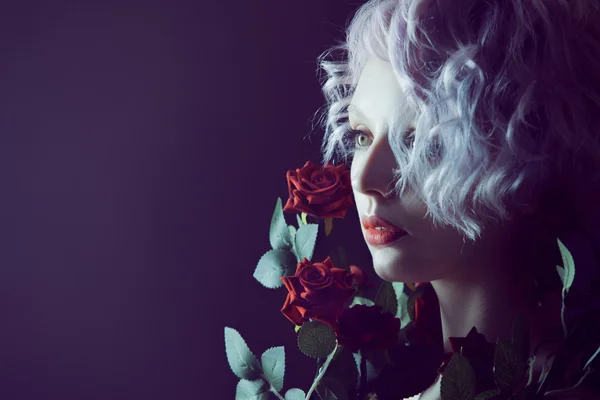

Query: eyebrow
[[347, 104, 364, 119], [348, 104, 388, 132]]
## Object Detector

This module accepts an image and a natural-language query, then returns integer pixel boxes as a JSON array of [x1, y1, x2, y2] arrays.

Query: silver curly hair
[[316, 0, 600, 240]]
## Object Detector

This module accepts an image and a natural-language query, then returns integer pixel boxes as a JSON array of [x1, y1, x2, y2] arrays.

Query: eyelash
[[342, 127, 415, 151], [342, 129, 369, 151]]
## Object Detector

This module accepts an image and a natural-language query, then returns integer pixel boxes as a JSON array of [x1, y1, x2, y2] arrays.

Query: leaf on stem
[[253, 249, 297, 289], [350, 296, 375, 307], [261, 346, 285, 392], [270, 198, 293, 251], [295, 223, 319, 262], [375, 281, 398, 317], [440, 353, 477, 400], [225, 327, 262, 380], [284, 388, 306, 400], [235, 379, 270, 400], [298, 321, 337, 359], [493, 340, 527, 394], [556, 238, 575, 293]]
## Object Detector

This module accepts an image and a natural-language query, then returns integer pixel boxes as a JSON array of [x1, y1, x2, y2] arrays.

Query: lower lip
[[364, 229, 408, 246]]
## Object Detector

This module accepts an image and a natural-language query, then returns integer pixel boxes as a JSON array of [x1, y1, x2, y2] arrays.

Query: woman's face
[[348, 57, 503, 283]]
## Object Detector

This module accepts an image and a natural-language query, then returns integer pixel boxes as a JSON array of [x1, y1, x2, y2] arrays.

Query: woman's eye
[[344, 129, 372, 149], [355, 132, 371, 147]]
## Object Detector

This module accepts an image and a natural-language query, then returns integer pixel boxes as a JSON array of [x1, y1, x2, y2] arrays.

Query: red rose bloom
[[283, 161, 353, 219], [335, 304, 401, 353], [280, 257, 355, 328], [349, 265, 376, 293]]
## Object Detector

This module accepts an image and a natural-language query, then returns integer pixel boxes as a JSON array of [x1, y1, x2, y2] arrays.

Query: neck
[[429, 237, 559, 354], [431, 273, 537, 352]]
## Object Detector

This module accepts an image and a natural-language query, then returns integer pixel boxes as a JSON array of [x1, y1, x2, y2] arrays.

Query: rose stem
[[305, 344, 338, 400], [357, 350, 368, 399]]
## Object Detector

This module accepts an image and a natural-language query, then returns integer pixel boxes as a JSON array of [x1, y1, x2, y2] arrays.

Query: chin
[[370, 248, 423, 283]]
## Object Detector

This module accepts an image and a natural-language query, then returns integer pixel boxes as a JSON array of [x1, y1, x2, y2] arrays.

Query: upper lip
[[361, 215, 406, 233]]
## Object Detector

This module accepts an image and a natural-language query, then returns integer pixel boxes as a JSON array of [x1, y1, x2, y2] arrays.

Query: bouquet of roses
[[224, 161, 600, 400], [223, 160, 415, 400]]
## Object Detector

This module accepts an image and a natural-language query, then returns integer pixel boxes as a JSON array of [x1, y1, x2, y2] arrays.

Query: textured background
[[0, 1, 376, 399]]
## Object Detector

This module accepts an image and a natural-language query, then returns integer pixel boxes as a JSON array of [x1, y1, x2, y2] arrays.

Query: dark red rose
[[280, 257, 355, 328], [349, 265, 376, 293], [335, 304, 401, 353], [283, 161, 353, 219]]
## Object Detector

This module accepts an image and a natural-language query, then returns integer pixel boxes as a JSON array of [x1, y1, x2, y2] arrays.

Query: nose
[[351, 135, 398, 200]]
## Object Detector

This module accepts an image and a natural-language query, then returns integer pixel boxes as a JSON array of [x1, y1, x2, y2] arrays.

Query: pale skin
[[348, 57, 564, 399]]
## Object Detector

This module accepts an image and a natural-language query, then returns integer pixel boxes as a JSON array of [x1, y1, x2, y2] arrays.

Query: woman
[[317, 0, 600, 398]]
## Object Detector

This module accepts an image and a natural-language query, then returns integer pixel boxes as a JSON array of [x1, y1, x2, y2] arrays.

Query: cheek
[[349, 158, 361, 188]]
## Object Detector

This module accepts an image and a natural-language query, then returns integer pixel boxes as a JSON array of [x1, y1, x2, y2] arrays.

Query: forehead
[[348, 58, 405, 130]]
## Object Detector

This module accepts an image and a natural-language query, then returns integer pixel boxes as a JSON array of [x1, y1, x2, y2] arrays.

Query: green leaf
[[350, 296, 375, 307], [235, 379, 270, 400], [556, 238, 576, 339], [224, 327, 262, 380], [270, 198, 292, 251], [474, 389, 502, 400], [284, 388, 306, 400], [318, 377, 349, 400], [253, 249, 297, 289], [352, 352, 377, 387], [392, 282, 411, 328], [440, 353, 476, 400], [296, 214, 304, 227], [584, 345, 600, 370], [295, 223, 319, 262], [511, 314, 530, 361], [297, 320, 337, 358], [493, 340, 527, 393], [556, 265, 566, 287], [557, 238, 575, 293], [375, 281, 398, 316], [288, 225, 297, 244], [525, 354, 536, 386], [397, 292, 411, 328], [261, 346, 285, 392]]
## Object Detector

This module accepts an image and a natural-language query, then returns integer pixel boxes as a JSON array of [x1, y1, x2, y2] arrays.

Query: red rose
[[349, 265, 376, 293], [280, 257, 355, 328], [283, 161, 353, 219], [335, 304, 401, 353], [411, 283, 443, 349]]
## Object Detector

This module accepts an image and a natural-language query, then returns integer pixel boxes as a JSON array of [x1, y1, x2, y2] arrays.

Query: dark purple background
[[0, 1, 376, 399]]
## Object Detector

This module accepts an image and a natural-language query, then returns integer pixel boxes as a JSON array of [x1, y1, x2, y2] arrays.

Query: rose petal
[[350, 265, 367, 289], [281, 294, 305, 326]]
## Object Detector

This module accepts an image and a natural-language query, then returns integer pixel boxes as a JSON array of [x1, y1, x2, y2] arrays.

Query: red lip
[[361, 215, 408, 246], [361, 215, 405, 233]]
